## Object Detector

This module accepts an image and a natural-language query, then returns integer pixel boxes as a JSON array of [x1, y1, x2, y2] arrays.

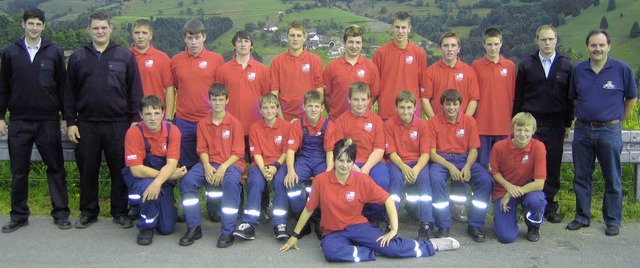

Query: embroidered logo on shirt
[[500, 68, 508, 77], [145, 60, 154, 68], [410, 131, 418, 140], [364, 122, 373, 132], [199, 61, 208, 69], [455, 73, 464, 81], [126, 154, 138, 160], [356, 69, 365, 78], [603, 81, 616, 90], [274, 135, 282, 145], [301, 63, 310, 73], [247, 72, 256, 81], [456, 129, 465, 138], [345, 191, 355, 202], [222, 130, 230, 140], [521, 155, 529, 164], [405, 56, 414, 64]]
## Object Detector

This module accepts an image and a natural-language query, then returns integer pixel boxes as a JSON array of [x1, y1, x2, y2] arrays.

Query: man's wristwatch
[[291, 231, 302, 239]]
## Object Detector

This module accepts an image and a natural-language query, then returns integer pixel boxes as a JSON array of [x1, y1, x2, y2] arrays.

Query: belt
[[577, 119, 620, 127]]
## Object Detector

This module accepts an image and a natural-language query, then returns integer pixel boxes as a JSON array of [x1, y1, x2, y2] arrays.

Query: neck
[[93, 42, 108, 52], [289, 48, 303, 57], [211, 111, 226, 123], [394, 39, 408, 49], [335, 171, 349, 185], [345, 53, 359, 65], [134, 45, 150, 53], [540, 50, 554, 59], [443, 58, 457, 67], [25, 36, 40, 47], [265, 117, 277, 127], [446, 114, 458, 123], [351, 110, 365, 117], [590, 58, 607, 69], [402, 118, 413, 126], [307, 116, 320, 126], [235, 53, 250, 64], [512, 138, 528, 149], [487, 54, 499, 63]]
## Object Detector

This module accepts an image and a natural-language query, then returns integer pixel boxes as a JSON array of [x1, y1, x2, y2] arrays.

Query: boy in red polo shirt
[[233, 93, 289, 241], [385, 90, 432, 240], [178, 84, 246, 248], [427, 89, 492, 243], [490, 112, 547, 243], [270, 21, 323, 121]]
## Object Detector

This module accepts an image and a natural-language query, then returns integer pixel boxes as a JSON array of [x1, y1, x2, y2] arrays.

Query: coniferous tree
[[607, 0, 616, 11], [630, 21, 640, 38], [600, 16, 609, 29]]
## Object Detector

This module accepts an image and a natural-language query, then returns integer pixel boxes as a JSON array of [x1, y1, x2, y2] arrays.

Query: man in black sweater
[[0, 8, 71, 233], [64, 12, 143, 229], [513, 25, 573, 224]]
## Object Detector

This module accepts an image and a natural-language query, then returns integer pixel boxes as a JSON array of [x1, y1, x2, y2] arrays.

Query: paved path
[[1, 215, 639, 267]]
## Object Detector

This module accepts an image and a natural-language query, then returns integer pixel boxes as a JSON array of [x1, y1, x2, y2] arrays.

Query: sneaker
[[137, 229, 154, 246], [54, 218, 72, 230], [274, 224, 289, 240], [434, 227, 450, 238], [217, 233, 235, 248], [113, 216, 133, 229], [451, 203, 468, 223], [233, 223, 256, 240], [526, 226, 540, 242], [74, 215, 98, 229], [418, 222, 430, 240], [430, 237, 460, 251]]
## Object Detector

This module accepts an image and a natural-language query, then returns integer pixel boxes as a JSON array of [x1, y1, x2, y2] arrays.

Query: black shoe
[[545, 211, 562, 223], [435, 227, 450, 238], [2, 220, 29, 233], [467, 226, 486, 242], [208, 210, 221, 223], [217, 233, 235, 248], [274, 224, 289, 240], [526, 227, 540, 242], [137, 229, 154, 246], [128, 208, 140, 221], [75, 215, 98, 229], [566, 220, 590, 231], [233, 223, 256, 240], [605, 225, 619, 236], [179, 226, 202, 246], [418, 222, 430, 240], [113, 216, 133, 229], [54, 218, 72, 230], [176, 214, 186, 223]]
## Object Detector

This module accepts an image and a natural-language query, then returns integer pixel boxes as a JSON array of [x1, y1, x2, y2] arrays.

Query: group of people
[[0, 7, 636, 263]]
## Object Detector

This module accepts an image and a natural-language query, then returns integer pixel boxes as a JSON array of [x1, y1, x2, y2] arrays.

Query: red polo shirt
[[286, 115, 335, 152], [384, 115, 430, 163], [373, 40, 427, 120], [248, 118, 290, 165], [131, 45, 173, 104], [216, 57, 270, 135], [334, 110, 385, 163], [422, 60, 480, 115], [125, 123, 181, 167], [270, 50, 323, 121], [171, 49, 224, 122], [196, 112, 246, 171], [471, 55, 516, 135], [306, 170, 389, 236], [489, 138, 547, 200], [323, 55, 380, 121], [427, 111, 480, 154]]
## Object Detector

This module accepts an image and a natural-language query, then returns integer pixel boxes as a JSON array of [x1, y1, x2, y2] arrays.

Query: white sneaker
[[431, 237, 460, 251]]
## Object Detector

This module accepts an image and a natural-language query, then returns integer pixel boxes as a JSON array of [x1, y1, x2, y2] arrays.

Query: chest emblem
[[222, 130, 230, 140], [198, 61, 208, 69], [247, 72, 256, 81], [409, 130, 418, 140], [500, 68, 508, 77], [274, 135, 282, 145], [602, 81, 616, 90], [364, 122, 373, 133], [345, 191, 355, 202], [521, 155, 529, 164], [405, 56, 414, 64], [356, 69, 365, 78], [301, 63, 310, 73], [456, 129, 465, 138], [144, 60, 154, 68], [455, 73, 464, 81]]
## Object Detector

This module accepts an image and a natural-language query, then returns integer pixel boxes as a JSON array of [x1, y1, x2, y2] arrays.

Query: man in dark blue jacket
[[64, 12, 143, 229], [0, 8, 70, 233], [513, 25, 573, 224]]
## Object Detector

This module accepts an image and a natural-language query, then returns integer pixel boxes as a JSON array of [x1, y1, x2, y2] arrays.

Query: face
[[234, 38, 252, 56], [392, 20, 411, 43], [287, 28, 306, 51], [587, 33, 610, 62], [483, 36, 502, 59], [440, 37, 460, 63], [184, 32, 206, 56], [260, 102, 279, 122], [512, 125, 534, 147], [442, 100, 461, 119], [132, 25, 152, 51], [22, 18, 45, 41], [209, 95, 228, 113], [140, 106, 164, 133], [334, 152, 354, 177], [303, 101, 324, 122], [89, 19, 112, 46], [348, 92, 370, 116], [536, 28, 557, 57], [396, 100, 415, 125], [345, 35, 362, 58]]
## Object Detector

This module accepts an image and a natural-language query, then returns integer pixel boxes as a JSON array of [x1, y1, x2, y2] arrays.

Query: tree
[[594, 0, 600, 6], [244, 22, 257, 32], [600, 16, 609, 29], [177, 0, 184, 8], [630, 21, 640, 38], [186, 7, 193, 16], [380, 6, 388, 14], [607, 0, 616, 11]]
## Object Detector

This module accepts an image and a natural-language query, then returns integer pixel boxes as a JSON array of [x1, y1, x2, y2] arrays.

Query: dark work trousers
[[8, 120, 69, 221], [533, 125, 565, 213], [75, 121, 129, 218]]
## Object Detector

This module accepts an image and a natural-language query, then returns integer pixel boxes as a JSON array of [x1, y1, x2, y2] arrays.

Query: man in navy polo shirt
[[566, 29, 637, 236]]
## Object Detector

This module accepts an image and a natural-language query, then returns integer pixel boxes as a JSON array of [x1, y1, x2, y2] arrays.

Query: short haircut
[[343, 25, 363, 43], [287, 21, 306, 35], [333, 138, 357, 163], [395, 90, 416, 106], [259, 93, 280, 108], [209, 83, 228, 98], [585, 29, 610, 45], [440, 89, 462, 105], [483, 27, 502, 42], [132, 19, 153, 33], [535, 24, 557, 39], [392, 11, 411, 25], [183, 19, 205, 37], [140, 95, 164, 112], [23, 8, 45, 23], [231, 30, 252, 47], [348, 82, 370, 99], [439, 32, 460, 47], [511, 112, 537, 132], [89, 12, 110, 26], [304, 90, 323, 105]]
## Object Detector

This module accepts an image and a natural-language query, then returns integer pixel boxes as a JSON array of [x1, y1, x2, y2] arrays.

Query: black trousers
[[533, 125, 565, 213], [8, 120, 69, 221], [75, 121, 129, 218]]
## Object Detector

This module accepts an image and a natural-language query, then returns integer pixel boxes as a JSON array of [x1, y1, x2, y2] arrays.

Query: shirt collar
[[538, 51, 556, 63], [507, 136, 533, 153], [24, 37, 41, 50], [329, 171, 355, 186]]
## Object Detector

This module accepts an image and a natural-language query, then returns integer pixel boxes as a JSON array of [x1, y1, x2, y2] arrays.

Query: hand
[[500, 195, 511, 212], [171, 166, 188, 180], [204, 164, 216, 184], [460, 165, 472, 182], [60, 120, 67, 136], [212, 165, 227, 186], [505, 184, 524, 198], [360, 166, 371, 175], [142, 181, 162, 202], [564, 127, 570, 139], [284, 170, 299, 189], [280, 237, 299, 252], [448, 166, 463, 181], [67, 125, 80, 143], [408, 165, 422, 184], [400, 164, 414, 184], [376, 229, 398, 248], [0, 120, 8, 136]]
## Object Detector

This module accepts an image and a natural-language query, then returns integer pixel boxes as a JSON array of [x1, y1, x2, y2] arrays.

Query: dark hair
[[439, 32, 460, 47], [333, 138, 357, 162], [132, 19, 153, 33], [440, 89, 462, 105], [140, 95, 164, 112], [348, 81, 370, 99], [395, 90, 416, 106], [304, 89, 323, 105], [89, 12, 110, 26], [23, 8, 45, 23], [183, 19, 205, 37], [231, 30, 252, 47], [287, 21, 306, 35], [392, 11, 411, 25], [585, 29, 610, 45], [209, 83, 228, 99], [343, 25, 363, 43], [483, 27, 502, 42]]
